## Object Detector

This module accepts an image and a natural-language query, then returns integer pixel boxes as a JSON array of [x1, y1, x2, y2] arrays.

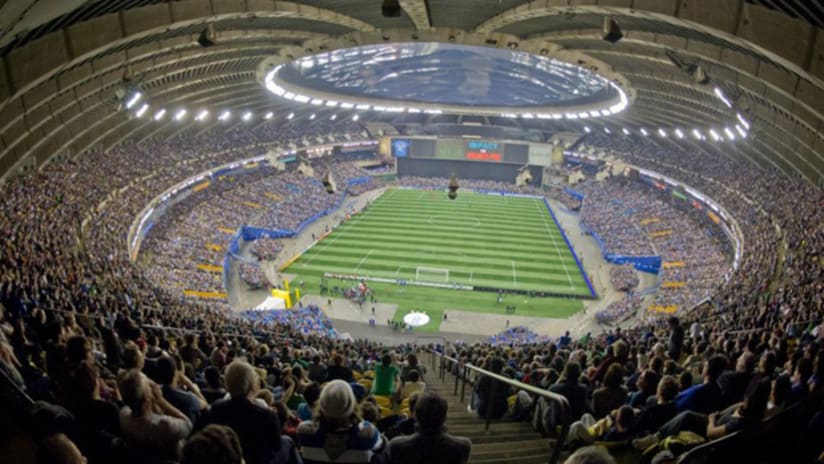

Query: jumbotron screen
[[390, 137, 528, 164], [465, 140, 502, 162]]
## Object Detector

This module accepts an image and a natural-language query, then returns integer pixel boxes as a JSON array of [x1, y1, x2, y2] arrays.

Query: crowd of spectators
[[486, 326, 551, 346], [609, 265, 640, 292], [577, 175, 732, 321], [576, 180, 657, 257], [0, 122, 822, 463], [250, 238, 285, 262], [240, 305, 338, 339]]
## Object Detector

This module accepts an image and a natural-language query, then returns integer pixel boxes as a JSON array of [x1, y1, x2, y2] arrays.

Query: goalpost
[[415, 266, 450, 283]]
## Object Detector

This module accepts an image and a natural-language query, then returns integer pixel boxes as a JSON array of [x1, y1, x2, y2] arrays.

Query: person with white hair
[[297, 379, 385, 464], [203, 360, 298, 464], [118, 369, 192, 461]]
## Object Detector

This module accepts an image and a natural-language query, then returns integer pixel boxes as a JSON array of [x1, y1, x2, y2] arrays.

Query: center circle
[[403, 311, 431, 327]]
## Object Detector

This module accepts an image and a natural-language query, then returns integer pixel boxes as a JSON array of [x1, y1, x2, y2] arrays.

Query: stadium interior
[[0, 1, 823, 464]]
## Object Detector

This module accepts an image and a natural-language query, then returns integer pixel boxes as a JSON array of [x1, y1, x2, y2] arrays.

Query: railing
[[427, 349, 570, 464]]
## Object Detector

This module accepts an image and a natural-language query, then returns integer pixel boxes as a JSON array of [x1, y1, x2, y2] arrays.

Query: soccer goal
[[415, 267, 450, 283]]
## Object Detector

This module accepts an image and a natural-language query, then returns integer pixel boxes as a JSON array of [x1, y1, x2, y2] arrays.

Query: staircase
[[426, 371, 556, 464]]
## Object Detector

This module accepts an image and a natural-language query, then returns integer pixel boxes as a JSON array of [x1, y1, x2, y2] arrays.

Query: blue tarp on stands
[[346, 176, 371, 186], [579, 222, 662, 274], [563, 187, 585, 200]]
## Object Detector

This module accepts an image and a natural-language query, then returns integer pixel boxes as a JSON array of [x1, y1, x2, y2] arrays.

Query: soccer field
[[286, 188, 592, 331]]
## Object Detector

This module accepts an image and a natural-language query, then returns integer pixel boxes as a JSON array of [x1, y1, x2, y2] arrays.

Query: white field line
[[511, 260, 517, 286], [534, 198, 574, 288], [352, 249, 374, 274]]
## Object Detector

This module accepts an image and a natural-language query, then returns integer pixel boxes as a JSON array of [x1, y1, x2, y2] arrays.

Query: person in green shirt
[[372, 354, 401, 397]]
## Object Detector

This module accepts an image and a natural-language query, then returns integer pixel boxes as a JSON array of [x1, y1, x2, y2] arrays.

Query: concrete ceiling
[[0, 0, 822, 183]]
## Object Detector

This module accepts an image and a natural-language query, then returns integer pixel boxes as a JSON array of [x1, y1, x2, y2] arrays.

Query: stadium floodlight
[[174, 109, 187, 121], [287, 112, 294, 120], [340, 102, 355, 109], [196, 110, 209, 121], [218, 110, 231, 121], [583, 126, 591, 133], [640, 128, 648, 136], [578, 112, 589, 119], [294, 95, 310, 103], [330, 114, 337, 120], [424, 109, 443, 114], [325, 100, 339, 107], [373, 106, 386, 112], [674, 128, 684, 139], [724, 127, 735, 140], [310, 99, 324, 105], [521, 113, 534, 119], [125, 92, 142, 109], [264, 112, 273, 120], [356, 104, 371, 110], [154, 109, 166, 121], [658, 128, 667, 137], [735, 125, 747, 138], [135, 103, 149, 118], [309, 113, 316, 120], [406, 108, 421, 113], [692, 129, 703, 140], [604, 127, 611, 134], [283, 92, 296, 100], [736, 112, 750, 130], [352, 114, 359, 121], [589, 111, 600, 118], [565, 113, 578, 119], [551, 113, 563, 119], [714, 87, 733, 108], [709, 129, 721, 141], [242, 111, 252, 122]]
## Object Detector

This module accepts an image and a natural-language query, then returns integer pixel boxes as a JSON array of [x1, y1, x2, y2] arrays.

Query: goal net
[[415, 267, 449, 283]]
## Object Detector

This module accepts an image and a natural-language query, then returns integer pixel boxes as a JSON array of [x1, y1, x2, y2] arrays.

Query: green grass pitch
[[286, 188, 591, 332]]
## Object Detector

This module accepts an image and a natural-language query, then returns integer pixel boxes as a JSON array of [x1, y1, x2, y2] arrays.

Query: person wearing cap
[[388, 391, 471, 464], [297, 379, 386, 464], [202, 360, 287, 464]]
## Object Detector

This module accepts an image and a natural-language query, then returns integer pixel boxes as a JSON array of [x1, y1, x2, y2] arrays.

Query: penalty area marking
[[352, 249, 374, 274]]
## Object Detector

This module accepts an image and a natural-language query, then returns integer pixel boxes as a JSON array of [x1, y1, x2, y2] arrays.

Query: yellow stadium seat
[[374, 395, 392, 408]]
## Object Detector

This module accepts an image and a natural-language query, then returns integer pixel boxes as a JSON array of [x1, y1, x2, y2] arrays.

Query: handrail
[[428, 349, 570, 464]]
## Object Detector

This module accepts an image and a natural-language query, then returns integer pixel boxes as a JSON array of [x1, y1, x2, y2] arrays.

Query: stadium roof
[[0, 0, 822, 182]]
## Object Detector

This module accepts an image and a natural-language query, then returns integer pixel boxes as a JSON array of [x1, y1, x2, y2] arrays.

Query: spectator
[[401, 370, 425, 399], [388, 391, 471, 464], [327, 354, 354, 382], [471, 357, 510, 420], [372, 354, 401, 397], [118, 369, 192, 461], [182, 425, 244, 464], [204, 360, 284, 464], [202, 366, 228, 404], [563, 446, 616, 464], [156, 355, 208, 423], [548, 361, 589, 426], [592, 364, 627, 419], [297, 380, 385, 463], [308, 355, 328, 383], [633, 380, 770, 450], [674, 355, 727, 413]]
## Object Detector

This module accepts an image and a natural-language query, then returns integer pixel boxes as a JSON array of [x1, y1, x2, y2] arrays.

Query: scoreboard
[[465, 140, 502, 162], [390, 137, 529, 164]]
